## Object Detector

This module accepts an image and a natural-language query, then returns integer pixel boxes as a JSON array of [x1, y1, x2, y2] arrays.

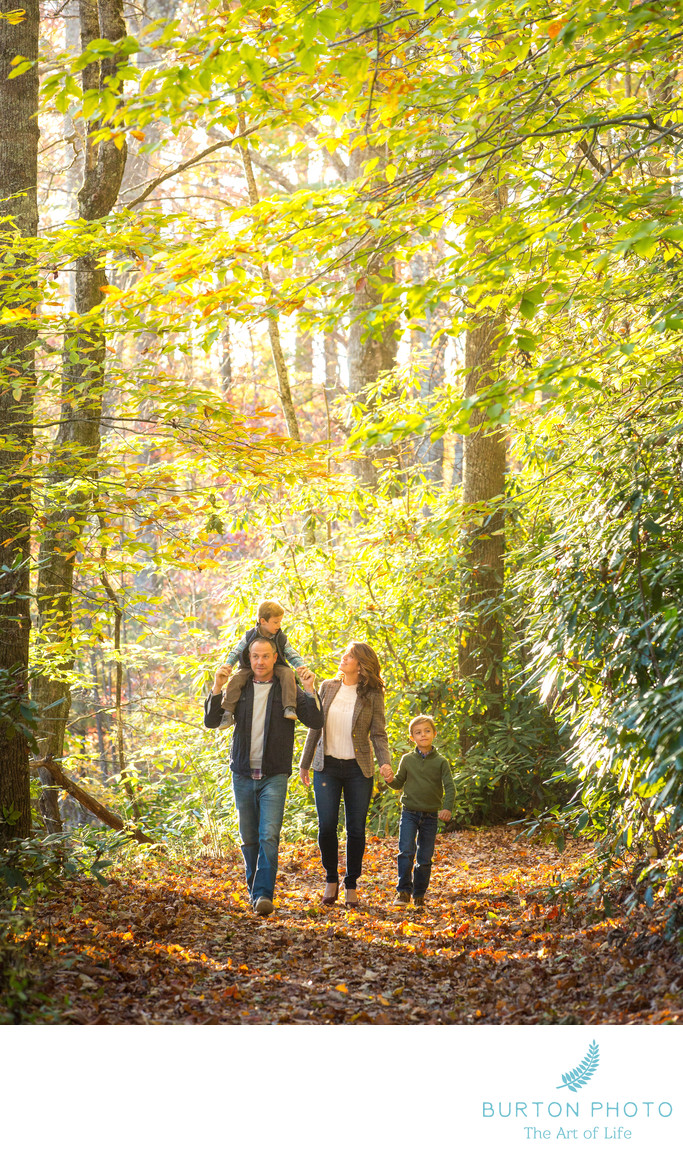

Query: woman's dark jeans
[[313, 756, 373, 889]]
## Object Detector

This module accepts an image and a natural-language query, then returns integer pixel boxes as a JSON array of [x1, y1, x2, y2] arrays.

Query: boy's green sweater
[[387, 748, 454, 814]]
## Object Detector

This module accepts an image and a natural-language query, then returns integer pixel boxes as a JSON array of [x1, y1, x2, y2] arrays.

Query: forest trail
[[28, 829, 682, 1025]]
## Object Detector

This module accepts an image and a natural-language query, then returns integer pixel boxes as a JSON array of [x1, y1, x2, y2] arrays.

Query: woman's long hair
[[341, 641, 385, 697]]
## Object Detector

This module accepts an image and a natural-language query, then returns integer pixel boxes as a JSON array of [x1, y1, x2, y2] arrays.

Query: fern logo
[[557, 1041, 600, 1093]]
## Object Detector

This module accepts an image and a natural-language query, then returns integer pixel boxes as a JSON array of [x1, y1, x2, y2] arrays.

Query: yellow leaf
[[335, 983, 348, 994], [385, 163, 397, 184]]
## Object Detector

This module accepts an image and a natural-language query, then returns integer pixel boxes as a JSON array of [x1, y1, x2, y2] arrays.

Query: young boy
[[219, 600, 310, 724], [380, 715, 454, 908]]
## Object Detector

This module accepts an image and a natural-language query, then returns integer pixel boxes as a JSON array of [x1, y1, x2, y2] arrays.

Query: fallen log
[[30, 757, 153, 844]]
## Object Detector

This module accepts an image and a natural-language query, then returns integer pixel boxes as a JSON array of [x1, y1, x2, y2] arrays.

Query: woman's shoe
[[344, 887, 359, 909], [322, 882, 339, 906]]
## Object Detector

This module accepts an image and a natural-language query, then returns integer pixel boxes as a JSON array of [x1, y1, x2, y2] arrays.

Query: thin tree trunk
[[236, 112, 301, 442], [458, 177, 507, 737], [322, 329, 339, 459], [220, 318, 233, 397], [32, 0, 128, 818], [99, 562, 139, 818], [409, 248, 446, 484], [90, 649, 109, 775], [0, 0, 39, 841], [294, 310, 313, 402], [346, 145, 398, 486], [236, 112, 317, 545]]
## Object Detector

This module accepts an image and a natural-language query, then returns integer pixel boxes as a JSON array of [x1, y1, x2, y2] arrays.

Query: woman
[[299, 641, 391, 908]]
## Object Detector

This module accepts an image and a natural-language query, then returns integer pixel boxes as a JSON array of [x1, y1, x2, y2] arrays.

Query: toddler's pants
[[221, 665, 298, 713]]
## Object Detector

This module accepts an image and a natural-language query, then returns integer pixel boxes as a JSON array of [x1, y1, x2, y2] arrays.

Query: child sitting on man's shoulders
[[219, 599, 310, 724]]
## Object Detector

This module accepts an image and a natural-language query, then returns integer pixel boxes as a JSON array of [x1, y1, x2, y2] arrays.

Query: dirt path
[[26, 828, 683, 1024]]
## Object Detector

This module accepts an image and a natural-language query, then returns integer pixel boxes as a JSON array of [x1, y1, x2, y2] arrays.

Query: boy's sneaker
[[284, 707, 297, 720], [394, 891, 411, 904], [218, 712, 235, 729], [413, 895, 426, 908]]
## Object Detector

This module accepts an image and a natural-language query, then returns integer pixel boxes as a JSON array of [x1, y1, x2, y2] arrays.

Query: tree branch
[[123, 130, 256, 208], [206, 126, 297, 193], [30, 756, 153, 844], [303, 123, 349, 181], [246, 148, 296, 194]]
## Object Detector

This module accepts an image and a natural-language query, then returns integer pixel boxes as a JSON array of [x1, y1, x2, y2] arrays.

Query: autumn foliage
[[12, 830, 682, 1025]]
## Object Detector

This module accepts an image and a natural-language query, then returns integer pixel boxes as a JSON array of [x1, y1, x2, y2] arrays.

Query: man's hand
[[379, 764, 393, 782], [211, 664, 232, 695], [438, 809, 452, 822], [299, 668, 315, 693], [299, 766, 311, 787]]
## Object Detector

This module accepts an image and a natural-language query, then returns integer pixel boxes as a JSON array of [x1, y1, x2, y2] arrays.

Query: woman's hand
[[299, 668, 315, 693], [299, 766, 311, 787], [438, 809, 452, 822], [211, 664, 232, 695], [379, 763, 393, 782]]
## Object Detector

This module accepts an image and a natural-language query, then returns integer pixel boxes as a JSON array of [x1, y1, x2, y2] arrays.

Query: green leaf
[[8, 58, 34, 79]]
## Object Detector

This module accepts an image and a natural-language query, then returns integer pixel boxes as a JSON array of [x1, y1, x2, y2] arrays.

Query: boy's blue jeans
[[397, 809, 438, 897], [232, 773, 288, 903]]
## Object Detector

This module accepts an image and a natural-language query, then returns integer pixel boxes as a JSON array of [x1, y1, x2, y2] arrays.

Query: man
[[204, 636, 322, 917]]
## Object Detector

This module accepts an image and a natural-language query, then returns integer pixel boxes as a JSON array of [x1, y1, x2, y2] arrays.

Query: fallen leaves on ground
[[23, 828, 683, 1024]]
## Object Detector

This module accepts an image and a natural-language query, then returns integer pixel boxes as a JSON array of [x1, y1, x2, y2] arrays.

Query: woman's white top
[[324, 681, 357, 759]]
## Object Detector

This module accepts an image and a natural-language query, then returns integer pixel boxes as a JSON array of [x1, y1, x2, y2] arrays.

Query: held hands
[[211, 664, 233, 695], [439, 809, 452, 822], [379, 764, 393, 783], [298, 667, 315, 693]]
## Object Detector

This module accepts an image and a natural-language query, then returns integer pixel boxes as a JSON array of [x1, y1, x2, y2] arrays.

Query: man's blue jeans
[[232, 773, 288, 903], [397, 809, 438, 897]]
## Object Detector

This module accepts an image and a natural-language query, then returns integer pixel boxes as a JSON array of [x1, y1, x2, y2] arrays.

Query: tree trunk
[[323, 329, 340, 449], [346, 253, 398, 484], [236, 113, 318, 545], [236, 112, 301, 442], [0, 0, 39, 841], [32, 0, 128, 826], [458, 178, 507, 736], [220, 318, 233, 397], [346, 146, 398, 485], [90, 649, 110, 775], [293, 155, 313, 417], [100, 562, 140, 818], [410, 250, 446, 484], [294, 310, 313, 401]]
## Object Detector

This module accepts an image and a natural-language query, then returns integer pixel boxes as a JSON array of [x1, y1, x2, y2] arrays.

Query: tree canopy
[[0, 0, 682, 914]]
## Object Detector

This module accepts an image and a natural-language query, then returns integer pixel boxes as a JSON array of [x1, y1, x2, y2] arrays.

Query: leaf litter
[[25, 828, 683, 1024]]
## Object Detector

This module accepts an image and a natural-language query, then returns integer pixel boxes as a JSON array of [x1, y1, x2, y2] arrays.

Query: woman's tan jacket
[[299, 678, 391, 779]]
